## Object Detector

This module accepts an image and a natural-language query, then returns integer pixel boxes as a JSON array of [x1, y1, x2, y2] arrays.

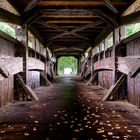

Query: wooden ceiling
[[7, 0, 134, 57]]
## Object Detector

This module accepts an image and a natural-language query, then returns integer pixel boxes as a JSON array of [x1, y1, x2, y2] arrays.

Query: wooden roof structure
[[7, 0, 135, 57]]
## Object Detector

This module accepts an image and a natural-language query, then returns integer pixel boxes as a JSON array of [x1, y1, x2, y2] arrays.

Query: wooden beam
[[23, 0, 38, 13], [86, 72, 97, 86], [103, 74, 126, 101], [40, 9, 99, 16], [55, 52, 80, 56], [103, 0, 118, 14], [35, 20, 68, 32], [71, 20, 104, 33], [40, 72, 52, 86], [0, 8, 22, 25], [16, 74, 39, 101], [0, 30, 18, 44], [39, 1, 127, 6], [122, 0, 140, 16], [120, 10, 140, 25], [47, 32, 69, 42], [47, 31, 90, 42], [39, 28, 101, 32], [129, 66, 140, 78], [0, 63, 10, 78], [46, 20, 95, 24], [53, 47, 84, 52], [72, 33, 90, 41], [24, 24, 28, 85], [84, 67, 91, 78], [112, 29, 118, 86], [40, 15, 99, 19]]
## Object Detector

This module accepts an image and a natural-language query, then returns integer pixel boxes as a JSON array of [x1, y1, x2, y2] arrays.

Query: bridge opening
[[57, 56, 78, 76]]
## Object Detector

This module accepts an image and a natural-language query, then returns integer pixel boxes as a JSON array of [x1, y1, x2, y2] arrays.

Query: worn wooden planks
[[28, 71, 40, 89], [118, 57, 140, 76], [0, 57, 23, 81], [103, 74, 126, 101], [126, 38, 140, 108], [94, 57, 114, 71], [0, 57, 46, 81], [0, 36, 15, 107], [16, 74, 38, 101], [27, 57, 45, 71]]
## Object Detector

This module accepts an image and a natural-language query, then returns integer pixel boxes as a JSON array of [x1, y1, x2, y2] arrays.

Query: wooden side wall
[[98, 49, 114, 90], [28, 51, 41, 89], [0, 37, 15, 107], [28, 71, 40, 89], [98, 71, 113, 90], [126, 38, 140, 107]]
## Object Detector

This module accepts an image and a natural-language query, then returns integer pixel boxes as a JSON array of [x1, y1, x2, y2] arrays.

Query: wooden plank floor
[[0, 76, 140, 140]]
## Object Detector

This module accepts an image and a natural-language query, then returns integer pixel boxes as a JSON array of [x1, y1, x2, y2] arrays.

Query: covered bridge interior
[[0, 0, 140, 139]]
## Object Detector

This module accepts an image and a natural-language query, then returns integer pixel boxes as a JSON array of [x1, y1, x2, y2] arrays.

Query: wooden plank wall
[[28, 71, 40, 89], [28, 51, 41, 89], [127, 38, 140, 108], [98, 49, 114, 90], [98, 71, 113, 90], [0, 37, 15, 107]]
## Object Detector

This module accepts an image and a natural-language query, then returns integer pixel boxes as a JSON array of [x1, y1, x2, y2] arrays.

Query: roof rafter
[[23, 0, 38, 13], [38, 1, 127, 7], [35, 19, 68, 32], [71, 20, 104, 33], [103, 0, 118, 14]]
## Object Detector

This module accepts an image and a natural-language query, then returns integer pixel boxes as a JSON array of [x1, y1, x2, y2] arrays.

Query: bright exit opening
[[57, 56, 78, 76]]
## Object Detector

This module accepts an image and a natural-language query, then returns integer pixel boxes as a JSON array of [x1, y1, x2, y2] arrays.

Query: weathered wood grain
[[94, 57, 114, 71], [103, 74, 126, 101], [118, 57, 140, 76], [16, 74, 38, 101], [0, 57, 23, 81], [27, 57, 45, 71], [0, 57, 45, 81]]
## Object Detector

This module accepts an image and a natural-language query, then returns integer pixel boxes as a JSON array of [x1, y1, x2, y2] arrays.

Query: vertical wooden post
[[91, 49, 94, 78], [119, 26, 125, 41], [112, 28, 120, 99], [77, 56, 81, 76], [24, 24, 28, 85], [104, 39, 107, 59], [38, 43, 41, 60], [98, 44, 101, 60], [113, 29, 116, 85], [32, 36, 37, 58], [35, 38, 37, 59]]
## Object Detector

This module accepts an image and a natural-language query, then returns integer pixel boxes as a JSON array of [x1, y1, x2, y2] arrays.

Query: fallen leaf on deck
[[108, 132, 113, 135], [24, 133, 29, 136]]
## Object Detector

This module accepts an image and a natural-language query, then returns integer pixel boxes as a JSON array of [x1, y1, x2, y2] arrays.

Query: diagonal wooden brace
[[103, 74, 126, 101]]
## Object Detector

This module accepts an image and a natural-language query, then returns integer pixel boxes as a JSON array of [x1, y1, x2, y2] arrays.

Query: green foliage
[[57, 56, 77, 75], [108, 36, 113, 48], [0, 22, 15, 38], [125, 23, 140, 37]]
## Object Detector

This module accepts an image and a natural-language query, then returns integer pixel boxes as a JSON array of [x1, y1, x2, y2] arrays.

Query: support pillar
[[104, 39, 108, 58], [15, 25, 28, 85], [24, 24, 28, 85], [32, 36, 37, 58], [98, 45, 101, 60], [112, 28, 120, 99]]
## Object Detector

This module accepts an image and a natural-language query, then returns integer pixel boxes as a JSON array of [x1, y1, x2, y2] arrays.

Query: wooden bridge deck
[[0, 76, 140, 140]]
